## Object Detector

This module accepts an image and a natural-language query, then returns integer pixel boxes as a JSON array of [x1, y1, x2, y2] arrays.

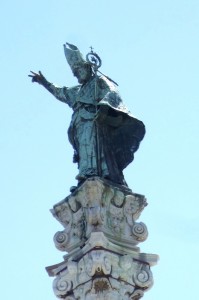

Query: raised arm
[[28, 71, 74, 107]]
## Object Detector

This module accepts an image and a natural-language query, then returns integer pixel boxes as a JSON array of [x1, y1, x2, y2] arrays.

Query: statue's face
[[73, 65, 91, 84]]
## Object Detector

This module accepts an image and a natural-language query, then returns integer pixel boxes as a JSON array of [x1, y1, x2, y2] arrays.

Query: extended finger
[[30, 71, 38, 75]]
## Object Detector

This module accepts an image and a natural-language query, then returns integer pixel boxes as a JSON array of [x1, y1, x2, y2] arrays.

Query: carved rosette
[[47, 178, 158, 299]]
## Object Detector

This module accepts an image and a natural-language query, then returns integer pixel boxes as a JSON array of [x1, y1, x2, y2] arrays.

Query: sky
[[1, 0, 199, 299]]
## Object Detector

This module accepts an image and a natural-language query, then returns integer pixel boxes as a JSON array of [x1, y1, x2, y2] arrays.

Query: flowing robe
[[43, 75, 145, 185]]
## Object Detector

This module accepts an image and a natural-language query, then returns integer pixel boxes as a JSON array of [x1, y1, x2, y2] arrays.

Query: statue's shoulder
[[66, 85, 81, 92], [60, 85, 81, 106], [64, 84, 81, 98]]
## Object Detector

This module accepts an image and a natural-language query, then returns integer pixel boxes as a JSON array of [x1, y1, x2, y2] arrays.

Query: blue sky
[[1, 1, 199, 299]]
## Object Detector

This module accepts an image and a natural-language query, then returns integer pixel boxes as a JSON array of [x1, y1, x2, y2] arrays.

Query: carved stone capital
[[47, 178, 158, 299], [51, 177, 148, 252]]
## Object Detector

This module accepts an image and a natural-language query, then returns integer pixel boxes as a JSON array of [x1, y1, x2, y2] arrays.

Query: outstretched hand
[[28, 71, 45, 84]]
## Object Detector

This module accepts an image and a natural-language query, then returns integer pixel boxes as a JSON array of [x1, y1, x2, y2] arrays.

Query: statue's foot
[[75, 169, 98, 181], [70, 186, 77, 193], [75, 174, 87, 180]]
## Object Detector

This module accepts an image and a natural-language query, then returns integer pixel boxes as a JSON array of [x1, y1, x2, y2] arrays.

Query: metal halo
[[86, 52, 102, 70]]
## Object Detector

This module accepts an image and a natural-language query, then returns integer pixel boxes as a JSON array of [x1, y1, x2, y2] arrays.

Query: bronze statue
[[29, 43, 145, 186]]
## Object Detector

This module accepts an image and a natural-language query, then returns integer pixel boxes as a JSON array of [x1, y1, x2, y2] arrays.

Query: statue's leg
[[75, 120, 97, 179], [75, 120, 109, 180]]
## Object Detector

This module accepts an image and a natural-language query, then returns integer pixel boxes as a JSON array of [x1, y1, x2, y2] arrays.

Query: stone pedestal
[[46, 177, 158, 299]]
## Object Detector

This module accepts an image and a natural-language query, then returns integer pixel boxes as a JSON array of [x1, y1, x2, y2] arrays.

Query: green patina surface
[[29, 43, 145, 186]]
